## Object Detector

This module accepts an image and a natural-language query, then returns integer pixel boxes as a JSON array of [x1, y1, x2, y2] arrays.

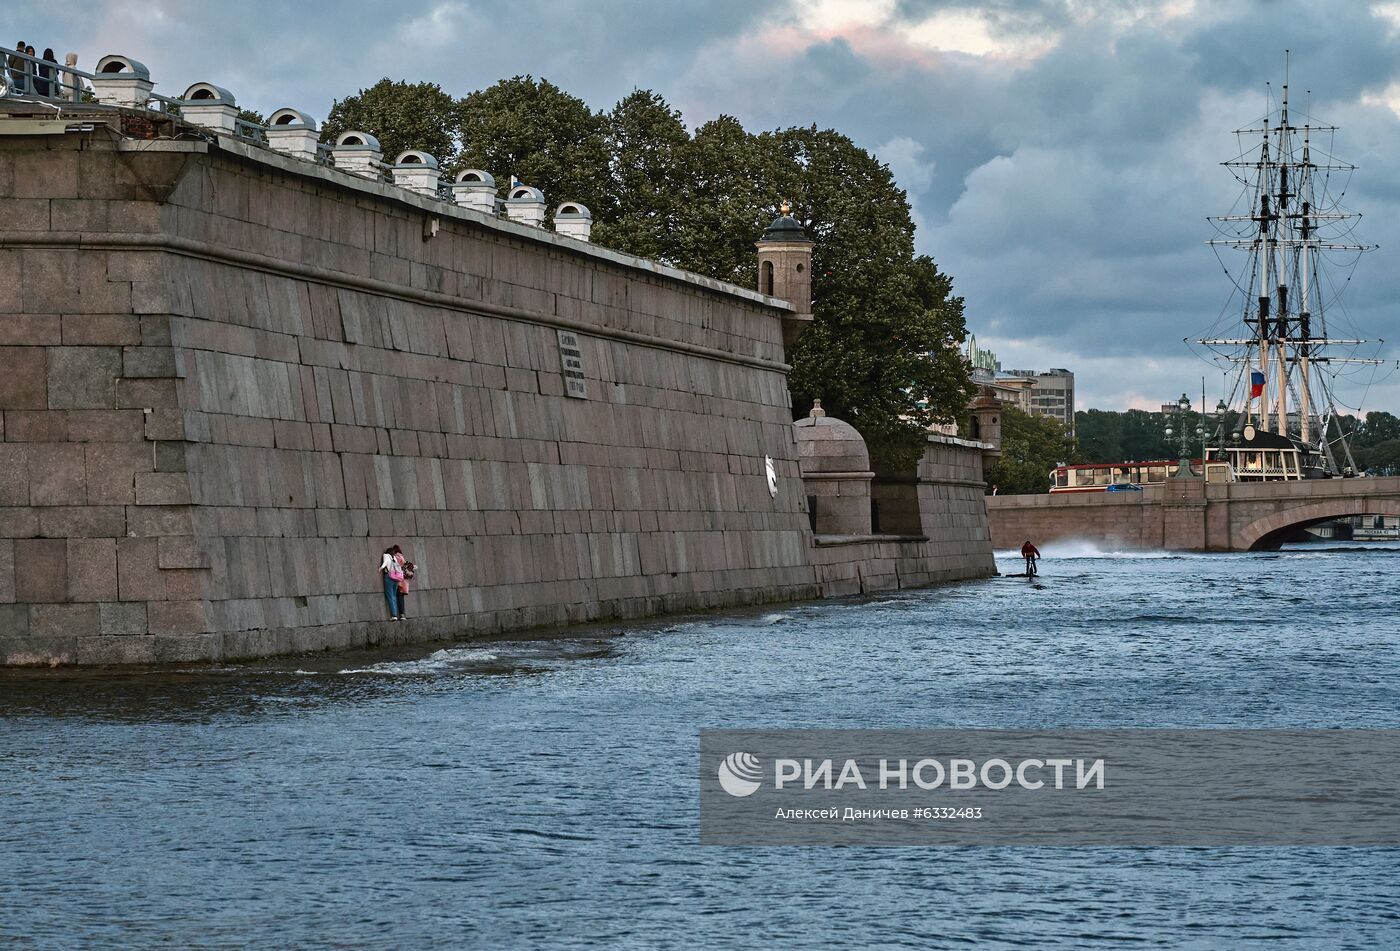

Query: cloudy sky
[[19, 0, 1400, 412]]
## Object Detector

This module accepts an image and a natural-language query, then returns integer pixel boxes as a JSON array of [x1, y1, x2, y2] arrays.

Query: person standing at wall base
[[380, 547, 402, 620], [391, 545, 414, 621]]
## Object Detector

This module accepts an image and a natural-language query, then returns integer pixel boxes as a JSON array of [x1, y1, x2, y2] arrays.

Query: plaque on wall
[[557, 330, 588, 398]]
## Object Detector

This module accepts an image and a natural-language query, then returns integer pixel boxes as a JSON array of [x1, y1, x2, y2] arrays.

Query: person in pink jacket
[[390, 545, 415, 620], [379, 546, 402, 620]]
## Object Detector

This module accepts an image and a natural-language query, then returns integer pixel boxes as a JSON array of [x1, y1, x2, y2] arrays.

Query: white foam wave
[[340, 647, 499, 675], [996, 539, 1176, 560]]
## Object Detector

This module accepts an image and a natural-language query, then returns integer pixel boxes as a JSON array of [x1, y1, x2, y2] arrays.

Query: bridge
[[986, 475, 1400, 551]]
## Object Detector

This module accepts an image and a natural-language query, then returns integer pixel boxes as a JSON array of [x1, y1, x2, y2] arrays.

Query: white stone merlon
[[391, 150, 441, 197], [90, 55, 153, 108], [265, 108, 320, 162], [554, 202, 593, 241], [180, 82, 239, 134], [505, 184, 547, 227], [331, 131, 383, 179], [452, 169, 498, 214]]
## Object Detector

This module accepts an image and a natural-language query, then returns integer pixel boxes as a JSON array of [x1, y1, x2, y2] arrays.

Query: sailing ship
[[1198, 58, 1388, 481]]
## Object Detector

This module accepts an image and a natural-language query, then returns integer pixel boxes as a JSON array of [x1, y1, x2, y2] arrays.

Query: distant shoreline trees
[[320, 76, 974, 467]]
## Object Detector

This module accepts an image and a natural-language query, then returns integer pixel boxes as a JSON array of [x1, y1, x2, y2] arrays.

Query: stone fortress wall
[[0, 104, 996, 666]]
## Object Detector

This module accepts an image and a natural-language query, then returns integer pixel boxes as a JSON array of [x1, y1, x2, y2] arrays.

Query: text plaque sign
[[558, 330, 587, 398]]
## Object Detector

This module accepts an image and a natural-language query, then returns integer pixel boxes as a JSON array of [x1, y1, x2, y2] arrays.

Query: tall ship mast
[[1198, 55, 1387, 480]]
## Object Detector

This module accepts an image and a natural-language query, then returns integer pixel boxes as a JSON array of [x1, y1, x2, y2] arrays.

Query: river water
[[3, 541, 1399, 949]]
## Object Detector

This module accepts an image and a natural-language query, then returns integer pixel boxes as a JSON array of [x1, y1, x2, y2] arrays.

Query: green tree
[[592, 89, 689, 260], [984, 407, 1077, 494], [1355, 438, 1400, 473], [321, 79, 461, 168], [1074, 408, 1125, 462], [670, 116, 782, 283], [457, 76, 611, 216], [1361, 411, 1400, 446], [776, 125, 973, 465]]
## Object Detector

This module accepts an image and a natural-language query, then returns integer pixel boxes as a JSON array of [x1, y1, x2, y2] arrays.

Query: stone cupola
[[756, 201, 814, 351], [794, 400, 874, 536]]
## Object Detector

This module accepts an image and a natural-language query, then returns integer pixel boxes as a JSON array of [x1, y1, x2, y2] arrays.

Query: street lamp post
[[1163, 393, 1203, 479]]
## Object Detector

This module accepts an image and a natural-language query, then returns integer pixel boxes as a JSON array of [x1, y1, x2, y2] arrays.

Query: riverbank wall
[[0, 113, 996, 665]]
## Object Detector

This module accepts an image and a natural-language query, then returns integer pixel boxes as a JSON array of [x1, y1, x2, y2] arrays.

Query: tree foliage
[[592, 89, 690, 260], [985, 407, 1077, 495], [758, 125, 974, 465], [458, 76, 611, 217], [669, 116, 781, 283], [321, 79, 461, 167], [1355, 438, 1400, 473], [1072, 407, 1218, 463]]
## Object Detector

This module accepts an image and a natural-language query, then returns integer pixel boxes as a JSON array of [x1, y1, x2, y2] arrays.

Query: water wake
[[340, 647, 499, 675], [995, 539, 1178, 560]]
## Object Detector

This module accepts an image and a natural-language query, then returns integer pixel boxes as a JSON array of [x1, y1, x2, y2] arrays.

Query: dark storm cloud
[[17, 0, 1400, 409]]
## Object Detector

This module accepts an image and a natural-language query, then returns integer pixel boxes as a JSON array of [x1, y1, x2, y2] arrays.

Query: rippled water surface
[[4, 541, 1400, 949]]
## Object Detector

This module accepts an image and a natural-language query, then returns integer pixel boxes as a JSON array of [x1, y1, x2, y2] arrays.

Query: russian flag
[[1250, 371, 1265, 399]]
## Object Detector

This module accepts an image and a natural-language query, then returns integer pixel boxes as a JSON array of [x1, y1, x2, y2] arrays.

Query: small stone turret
[[452, 170, 498, 214], [795, 401, 874, 536], [90, 55, 153, 108], [505, 184, 547, 227], [331, 131, 383, 179], [968, 385, 1002, 458], [554, 202, 593, 241], [756, 201, 814, 350], [264, 109, 320, 162], [180, 83, 239, 134], [391, 150, 441, 197]]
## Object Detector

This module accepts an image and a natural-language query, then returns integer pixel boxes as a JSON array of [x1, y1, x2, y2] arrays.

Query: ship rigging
[[1196, 55, 1390, 479]]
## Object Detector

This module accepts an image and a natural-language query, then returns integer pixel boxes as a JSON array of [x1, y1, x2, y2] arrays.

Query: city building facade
[[965, 339, 1075, 434]]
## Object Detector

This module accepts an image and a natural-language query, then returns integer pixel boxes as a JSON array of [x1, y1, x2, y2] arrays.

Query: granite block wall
[[1, 125, 994, 665]]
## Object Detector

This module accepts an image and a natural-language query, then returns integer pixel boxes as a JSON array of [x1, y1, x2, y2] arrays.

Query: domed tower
[[794, 401, 874, 536], [756, 201, 814, 351], [968, 385, 1002, 458]]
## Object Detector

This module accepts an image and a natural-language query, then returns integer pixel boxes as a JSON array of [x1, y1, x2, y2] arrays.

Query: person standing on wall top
[[38, 49, 57, 97], [380, 546, 403, 620], [8, 42, 28, 95], [1020, 540, 1041, 577], [390, 545, 415, 621], [63, 52, 82, 100], [23, 47, 38, 95]]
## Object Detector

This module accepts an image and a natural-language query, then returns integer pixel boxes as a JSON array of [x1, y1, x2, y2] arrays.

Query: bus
[[1048, 459, 1236, 493]]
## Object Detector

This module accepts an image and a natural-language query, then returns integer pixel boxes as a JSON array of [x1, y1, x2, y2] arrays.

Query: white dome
[[181, 82, 235, 104], [393, 149, 439, 169], [95, 55, 150, 79], [268, 108, 317, 130], [335, 130, 381, 150], [455, 168, 496, 186]]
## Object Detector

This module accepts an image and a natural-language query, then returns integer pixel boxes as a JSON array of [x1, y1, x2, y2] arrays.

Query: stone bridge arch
[[1235, 497, 1400, 550]]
